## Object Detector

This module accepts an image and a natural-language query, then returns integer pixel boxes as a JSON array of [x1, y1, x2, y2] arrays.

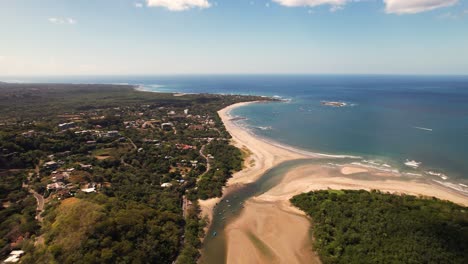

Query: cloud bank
[[272, 0, 459, 14], [48, 17, 76, 24], [146, 0, 211, 11], [384, 0, 459, 14], [272, 0, 348, 8]]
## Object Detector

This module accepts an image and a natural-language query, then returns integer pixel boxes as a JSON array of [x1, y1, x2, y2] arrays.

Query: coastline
[[202, 100, 468, 264], [199, 101, 311, 224]]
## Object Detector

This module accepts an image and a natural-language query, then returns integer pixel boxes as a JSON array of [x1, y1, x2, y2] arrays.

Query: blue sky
[[0, 0, 467, 75]]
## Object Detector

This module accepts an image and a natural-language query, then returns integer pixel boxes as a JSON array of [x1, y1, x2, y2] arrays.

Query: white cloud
[[48, 17, 77, 25], [146, 0, 211, 11], [272, 0, 349, 8], [135, 2, 144, 8], [48, 17, 60, 24], [384, 0, 458, 14]]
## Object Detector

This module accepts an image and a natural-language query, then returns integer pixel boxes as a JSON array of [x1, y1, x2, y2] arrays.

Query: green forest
[[291, 190, 468, 264]]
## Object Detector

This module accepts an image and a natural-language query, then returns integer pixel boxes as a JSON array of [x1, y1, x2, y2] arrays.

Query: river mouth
[[199, 158, 348, 264]]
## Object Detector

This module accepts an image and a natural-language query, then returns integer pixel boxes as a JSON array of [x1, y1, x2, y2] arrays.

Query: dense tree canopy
[[291, 190, 468, 264]]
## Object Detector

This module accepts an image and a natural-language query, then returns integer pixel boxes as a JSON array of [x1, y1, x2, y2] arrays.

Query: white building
[[3, 250, 25, 263]]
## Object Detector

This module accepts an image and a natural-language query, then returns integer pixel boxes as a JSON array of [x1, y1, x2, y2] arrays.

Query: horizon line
[[2, 73, 468, 78]]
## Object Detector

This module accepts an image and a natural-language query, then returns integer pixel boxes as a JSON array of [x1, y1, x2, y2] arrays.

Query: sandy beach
[[199, 102, 311, 223], [201, 101, 468, 264]]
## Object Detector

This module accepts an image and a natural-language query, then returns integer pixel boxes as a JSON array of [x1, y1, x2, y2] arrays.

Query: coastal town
[[0, 83, 266, 263]]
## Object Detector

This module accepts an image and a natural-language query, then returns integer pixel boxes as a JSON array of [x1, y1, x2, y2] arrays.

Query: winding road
[[199, 144, 211, 173], [30, 190, 45, 222]]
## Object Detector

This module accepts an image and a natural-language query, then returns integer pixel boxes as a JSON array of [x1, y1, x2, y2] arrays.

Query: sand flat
[[340, 166, 368, 175], [261, 164, 468, 206], [225, 199, 320, 264]]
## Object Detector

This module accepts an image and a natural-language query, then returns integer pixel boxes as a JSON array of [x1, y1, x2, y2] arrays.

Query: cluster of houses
[[121, 107, 219, 134], [46, 170, 72, 191], [0, 104, 235, 260], [74, 130, 120, 138], [43, 161, 97, 197]]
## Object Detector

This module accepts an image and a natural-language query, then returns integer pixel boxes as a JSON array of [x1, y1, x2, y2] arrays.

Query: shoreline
[[199, 101, 312, 224], [201, 100, 468, 264]]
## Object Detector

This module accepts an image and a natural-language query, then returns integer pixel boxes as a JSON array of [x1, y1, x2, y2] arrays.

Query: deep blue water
[[4, 75, 468, 183]]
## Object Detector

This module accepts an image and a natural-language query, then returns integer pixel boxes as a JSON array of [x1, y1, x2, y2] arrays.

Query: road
[[199, 145, 211, 173], [127, 137, 138, 150], [30, 190, 45, 222]]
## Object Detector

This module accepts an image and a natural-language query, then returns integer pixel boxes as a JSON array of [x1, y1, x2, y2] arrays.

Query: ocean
[[6, 75, 468, 186]]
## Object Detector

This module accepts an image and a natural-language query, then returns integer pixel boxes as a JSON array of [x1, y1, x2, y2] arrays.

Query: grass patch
[[241, 146, 254, 168], [92, 148, 113, 156], [326, 189, 345, 195]]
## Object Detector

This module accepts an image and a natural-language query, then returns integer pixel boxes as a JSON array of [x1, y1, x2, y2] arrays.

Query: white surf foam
[[413, 126, 433, 132]]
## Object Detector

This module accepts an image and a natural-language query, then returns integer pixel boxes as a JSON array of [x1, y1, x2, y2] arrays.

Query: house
[[161, 122, 174, 130], [58, 122, 76, 130], [52, 174, 64, 182], [3, 250, 25, 263], [21, 130, 36, 137], [106, 131, 119, 137], [79, 164, 93, 170], [56, 189, 73, 199], [176, 144, 196, 150], [81, 187, 96, 193], [52, 172, 69, 182], [47, 182, 65, 191], [161, 183, 173, 188], [43, 161, 58, 170], [184, 109, 189, 115]]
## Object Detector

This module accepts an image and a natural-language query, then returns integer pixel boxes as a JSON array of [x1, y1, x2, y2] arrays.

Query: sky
[[0, 0, 468, 76]]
